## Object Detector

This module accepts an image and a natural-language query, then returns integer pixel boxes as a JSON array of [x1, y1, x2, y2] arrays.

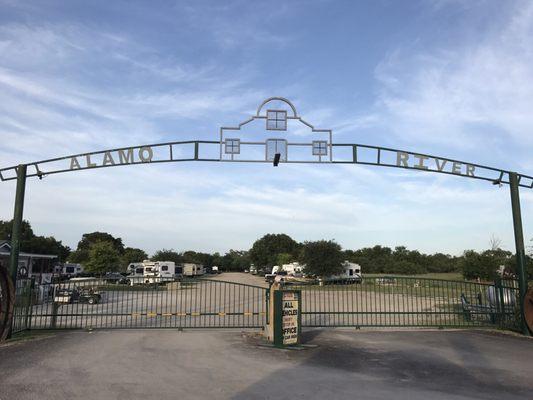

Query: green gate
[[289, 276, 520, 330], [24, 278, 267, 330]]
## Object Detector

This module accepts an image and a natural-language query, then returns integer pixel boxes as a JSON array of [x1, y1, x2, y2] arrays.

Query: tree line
[[1, 220, 531, 281]]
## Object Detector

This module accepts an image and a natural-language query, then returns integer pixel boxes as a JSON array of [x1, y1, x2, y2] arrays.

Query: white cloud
[[0, 2, 531, 258], [372, 1, 533, 156]]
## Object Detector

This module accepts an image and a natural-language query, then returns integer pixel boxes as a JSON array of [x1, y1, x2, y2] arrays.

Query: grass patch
[[369, 272, 464, 281]]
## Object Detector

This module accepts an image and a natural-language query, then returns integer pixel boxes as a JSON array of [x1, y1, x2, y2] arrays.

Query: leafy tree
[[300, 240, 344, 277], [249, 234, 299, 268], [181, 251, 215, 266], [426, 253, 459, 273], [121, 247, 148, 270], [345, 245, 460, 275], [70, 231, 124, 264], [84, 241, 121, 274], [460, 249, 511, 281], [25, 236, 71, 262], [76, 232, 124, 253], [69, 249, 89, 264], [152, 249, 182, 264], [0, 220, 35, 242], [211, 252, 223, 268], [346, 245, 393, 274], [393, 260, 425, 275], [0, 219, 70, 261], [276, 253, 294, 266], [221, 250, 250, 272]]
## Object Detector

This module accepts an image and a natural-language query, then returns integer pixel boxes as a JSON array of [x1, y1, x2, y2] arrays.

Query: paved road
[[1, 329, 532, 400]]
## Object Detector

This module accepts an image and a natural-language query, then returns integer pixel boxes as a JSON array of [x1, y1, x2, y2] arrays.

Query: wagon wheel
[[525, 287, 533, 335], [0, 265, 15, 341]]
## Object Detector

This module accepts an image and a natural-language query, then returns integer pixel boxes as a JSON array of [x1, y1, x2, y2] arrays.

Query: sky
[[0, 0, 532, 256]]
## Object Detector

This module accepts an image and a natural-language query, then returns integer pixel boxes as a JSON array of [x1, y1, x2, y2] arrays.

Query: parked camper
[[143, 261, 177, 284], [324, 261, 362, 284], [265, 262, 302, 282], [61, 263, 84, 278], [127, 262, 145, 283], [183, 263, 204, 277], [281, 262, 303, 277]]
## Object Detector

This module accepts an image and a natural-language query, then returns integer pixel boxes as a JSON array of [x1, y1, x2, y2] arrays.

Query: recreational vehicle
[[127, 262, 145, 283], [142, 260, 177, 284], [325, 261, 362, 284], [60, 263, 84, 278], [183, 263, 204, 277], [265, 262, 302, 282], [127, 260, 178, 284]]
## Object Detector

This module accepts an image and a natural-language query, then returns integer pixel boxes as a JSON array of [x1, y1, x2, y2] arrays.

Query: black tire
[[88, 297, 95, 305], [0, 266, 15, 341]]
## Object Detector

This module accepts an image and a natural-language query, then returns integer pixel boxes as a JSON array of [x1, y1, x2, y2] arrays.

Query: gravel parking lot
[[1, 328, 532, 400]]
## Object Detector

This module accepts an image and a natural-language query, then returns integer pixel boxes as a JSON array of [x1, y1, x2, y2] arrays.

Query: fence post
[[509, 172, 530, 336], [494, 278, 504, 326], [265, 288, 270, 326], [24, 278, 35, 331]]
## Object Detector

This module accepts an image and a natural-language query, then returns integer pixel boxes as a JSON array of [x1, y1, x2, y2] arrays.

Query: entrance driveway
[[1, 329, 532, 400]]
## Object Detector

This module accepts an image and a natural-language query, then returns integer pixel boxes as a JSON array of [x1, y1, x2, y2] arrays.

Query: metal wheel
[[0, 265, 15, 341], [525, 287, 533, 335]]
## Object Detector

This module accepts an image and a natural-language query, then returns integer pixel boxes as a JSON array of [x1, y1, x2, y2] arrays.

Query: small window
[[349, 269, 354, 276], [225, 139, 240, 154], [312, 140, 328, 156], [135, 268, 144, 274], [266, 110, 287, 131], [161, 265, 168, 271]]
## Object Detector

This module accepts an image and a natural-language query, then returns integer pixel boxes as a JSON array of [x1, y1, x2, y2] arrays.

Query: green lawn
[[369, 272, 464, 281]]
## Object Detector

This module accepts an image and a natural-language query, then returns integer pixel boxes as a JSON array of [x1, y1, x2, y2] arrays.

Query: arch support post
[[7, 164, 27, 338], [509, 172, 530, 335]]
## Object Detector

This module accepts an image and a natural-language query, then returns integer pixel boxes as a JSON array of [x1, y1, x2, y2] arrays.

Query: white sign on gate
[[282, 291, 299, 345]]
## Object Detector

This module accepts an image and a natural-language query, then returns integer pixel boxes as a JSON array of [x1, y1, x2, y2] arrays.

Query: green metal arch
[[1, 140, 532, 189]]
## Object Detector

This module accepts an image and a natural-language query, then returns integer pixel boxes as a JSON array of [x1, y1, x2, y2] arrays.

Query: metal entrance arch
[[1, 97, 531, 336]]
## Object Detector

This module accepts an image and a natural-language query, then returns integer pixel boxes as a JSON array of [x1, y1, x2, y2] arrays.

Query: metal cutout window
[[225, 139, 240, 154], [266, 110, 287, 131], [312, 140, 328, 156]]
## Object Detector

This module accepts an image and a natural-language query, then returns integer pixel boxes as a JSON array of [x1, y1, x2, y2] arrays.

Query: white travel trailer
[[127, 262, 146, 283], [270, 262, 303, 277], [327, 261, 362, 283], [143, 261, 177, 284], [282, 262, 303, 276], [60, 263, 84, 278], [183, 263, 204, 277], [128, 260, 177, 284]]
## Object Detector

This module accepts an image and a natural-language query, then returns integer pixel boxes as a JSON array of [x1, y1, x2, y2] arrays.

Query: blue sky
[[0, 0, 532, 256]]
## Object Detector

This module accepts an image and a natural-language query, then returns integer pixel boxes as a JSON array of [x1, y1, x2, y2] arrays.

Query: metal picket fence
[[289, 276, 520, 330], [11, 278, 34, 334], [23, 278, 267, 330], [7, 275, 522, 334]]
